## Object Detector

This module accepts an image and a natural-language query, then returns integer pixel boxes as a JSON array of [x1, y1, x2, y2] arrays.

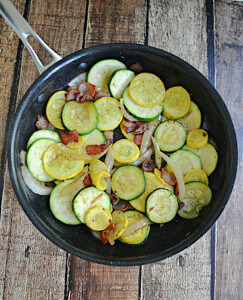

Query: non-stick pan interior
[[9, 44, 237, 265]]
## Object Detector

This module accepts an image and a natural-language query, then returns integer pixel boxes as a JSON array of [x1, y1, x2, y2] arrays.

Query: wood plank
[[66, 1, 147, 299], [214, 1, 243, 299], [0, 0, 87, 299], [142, 1, 211, 299]]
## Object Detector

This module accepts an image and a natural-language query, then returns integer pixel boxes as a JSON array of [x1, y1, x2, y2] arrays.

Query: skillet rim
[[8, 43, 238, 266]]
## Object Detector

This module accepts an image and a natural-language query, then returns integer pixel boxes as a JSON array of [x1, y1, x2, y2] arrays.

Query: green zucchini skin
[[154, 120, 187, 152], [146, 188, 178, 223], [119, 210, 150, 246], [61, 101, 99, 136], [111, 166, 146, 201], [178, 181, 212, 219], [26, 138, 57, 182], [123, 87, 163, 121], [27, 129, 61, 149], [109, 69, 135, 99]]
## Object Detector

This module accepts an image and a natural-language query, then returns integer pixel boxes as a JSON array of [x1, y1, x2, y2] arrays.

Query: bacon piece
[[83, 175, 92, 187], [94, 91, 111, 100], [66, 89, 79, 101], [78, 81, 95, 97], [59, 130, 79, 145], [103, 131, 114, 145], [128, 63, 143, 73], [134, 134, 143, 146], [35, 114, 49, 130], [142, 157, 156, 172], [86, 144, 109, 155], [134, 122, 148, 134], [161, 167, 177, 185], [124, 123, 138, 133]]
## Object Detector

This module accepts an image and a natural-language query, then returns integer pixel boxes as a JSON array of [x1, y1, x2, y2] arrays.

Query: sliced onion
[[104, 147, 114, 173], [106, 178, 111, 194], [60, 166, 88, 196], [122, 119, 137, 128], [21, 165, 53, 195], [140, 120, 160, 155], [122, 217, 153, 237], [129, 148, 154, 166], [152, 137, 185, 199], [156, 114, 162, 121], [67, 72, 87, 89], [91, 230, 101, 241], [20, 150, 26, 165], [120, 99, 140, 122], [110, 167, 118, 175], [154, 141, 163, 169]]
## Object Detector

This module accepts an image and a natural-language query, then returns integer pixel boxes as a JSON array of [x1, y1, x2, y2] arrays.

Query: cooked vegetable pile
[[20, 59, 218, 246]]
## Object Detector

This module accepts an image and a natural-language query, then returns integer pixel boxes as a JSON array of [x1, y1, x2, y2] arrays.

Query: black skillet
[[1, 0, 238, 265]]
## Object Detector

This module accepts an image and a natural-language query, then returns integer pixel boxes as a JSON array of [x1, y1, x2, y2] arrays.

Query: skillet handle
[[0, 0, 62, 74]]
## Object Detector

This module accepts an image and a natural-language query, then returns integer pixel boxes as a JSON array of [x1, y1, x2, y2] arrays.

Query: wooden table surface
[[0, 0, 242, 299]]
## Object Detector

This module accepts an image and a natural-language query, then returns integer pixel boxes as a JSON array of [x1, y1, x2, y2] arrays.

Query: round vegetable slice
[[146, 188, 178, 223], [123, 87, 163, 121], [162, 86, 191, 119], [178, 182, 212, 219], [26, 138, 57, 182], [89, 160, 110, 190], [62, 101, 99, 135], [112, 211, 128, 240], [84, 205, 112, 231], [27, 129, 61, 149], [184, 168, 208, 185], [119, 211, 150, 245], [46, 91, 67, 129], [109, 69, 135, 99], [43, 143, 84, 180], [113, 139, 140, 164], [176, 101, 201, 131], [95, 97, 123, 131], [130, 172, 173, 212], [49, 179, 82, 225], [186, 129, 208, 148], [73, 187, 111, 223], [111, 166, 146, 201], [87, 59, 127, 93], [129, 73, 165, 107], [154, 120, 187, 152]]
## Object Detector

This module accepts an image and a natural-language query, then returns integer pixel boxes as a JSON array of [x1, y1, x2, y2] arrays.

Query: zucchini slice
[[123, 87, 163, 121], [154, 120, 186, 152], [26, 138, 57, 182], [73, 187, 111, 223], [176, 101, 201, 131], [178, 182, 212, 219], [111, 166, 146, 201], [146, 188, 178, 223], [183, 144, 218, 176], [119, 210, 150, 245], [79, 129, 105, 155], [49, 179, 82, 225], [129, 73, 165, 107], [162, 86, 191, 119], [62, 101, 99, 135], [95, 97, 123, 131], [87, 59, 127, 93], [109, 70, 135, 99], [27, 129, 61, 149], [113, 139, 140, 164], [166, 149, 201, 177], [84, 205, 112, 231], [130, 172, 173, 212]]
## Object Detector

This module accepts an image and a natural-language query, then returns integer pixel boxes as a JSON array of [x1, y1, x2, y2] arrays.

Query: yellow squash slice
[[84, 205, 112, 231], [95, 97, 123, 131], [120, 121, 135, 141], [186, 129, 208, 148], [43, 143, 84, 180], [89, 159, 110, 190], [163, 86, 191, 119], [66, 136, 84, 149], [113, 139, 140, 164], [112, 211, 128, 240], [46, 91, 67, 129], [184, 168, 209, 185]]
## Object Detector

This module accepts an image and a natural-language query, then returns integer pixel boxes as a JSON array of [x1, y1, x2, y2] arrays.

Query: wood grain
[[0, 0, 86, 299], [141, 1, 211, 299], [214, 0, 243, 299], [66, 1, 147, 299]]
